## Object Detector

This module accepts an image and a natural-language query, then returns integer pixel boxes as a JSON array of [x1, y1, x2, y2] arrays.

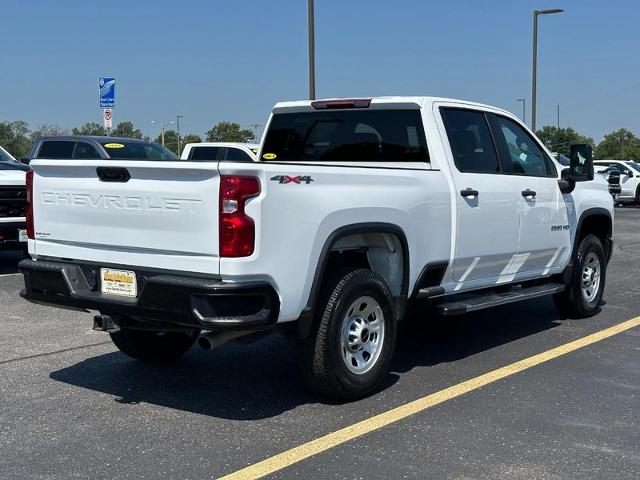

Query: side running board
[[436, 283, 565, 316]]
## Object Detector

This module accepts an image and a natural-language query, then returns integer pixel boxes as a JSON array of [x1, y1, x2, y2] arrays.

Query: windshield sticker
[[104, 143, 125, 149], [263, 153, 277, 160]]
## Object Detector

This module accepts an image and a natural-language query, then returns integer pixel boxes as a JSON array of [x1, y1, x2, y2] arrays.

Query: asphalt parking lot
[[1, 209, 639, 480]]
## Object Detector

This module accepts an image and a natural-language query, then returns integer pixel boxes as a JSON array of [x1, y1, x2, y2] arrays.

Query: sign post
[[103, 108, 113, 132], [99, 77, 115, 134]]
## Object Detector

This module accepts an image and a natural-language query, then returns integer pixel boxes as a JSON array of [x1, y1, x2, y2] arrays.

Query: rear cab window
[[101, 141, 178, 160], [261, 109, 429, 164], [37, 141, 76, 159]]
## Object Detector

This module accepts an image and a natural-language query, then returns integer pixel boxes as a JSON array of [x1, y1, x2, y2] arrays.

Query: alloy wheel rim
[[340, 296, 385, 375], [581, 252, 601, 303]]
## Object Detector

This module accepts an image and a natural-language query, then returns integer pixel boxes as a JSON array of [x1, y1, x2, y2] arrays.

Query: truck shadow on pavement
[[0, 250, 26, 274], [49, 298, 562, 420]]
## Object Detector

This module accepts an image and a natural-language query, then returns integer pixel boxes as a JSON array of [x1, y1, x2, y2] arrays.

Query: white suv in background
[[594, 160, 640, 204], [180, 142, 259, 162]]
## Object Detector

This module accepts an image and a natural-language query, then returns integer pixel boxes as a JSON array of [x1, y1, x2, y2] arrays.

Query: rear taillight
[[219, 175, 260, 257], [25, 170, 34, 239]]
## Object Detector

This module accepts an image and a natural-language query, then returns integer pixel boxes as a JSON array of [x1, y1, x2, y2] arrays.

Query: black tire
[[296, 268, 397, 400], [554, 234, 606, 319], [110, 326, 198, 362], [635, 185, 640, 205]]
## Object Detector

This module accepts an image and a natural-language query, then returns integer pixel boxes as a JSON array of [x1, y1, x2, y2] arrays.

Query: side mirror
[[569, 144, 594, 181], [624, 169, 633, 178]]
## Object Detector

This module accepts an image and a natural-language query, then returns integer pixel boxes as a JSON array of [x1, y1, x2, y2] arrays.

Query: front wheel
[[296, 269, 397, 400], [554, 234, 606, 318], [110, 325, 198, 362]]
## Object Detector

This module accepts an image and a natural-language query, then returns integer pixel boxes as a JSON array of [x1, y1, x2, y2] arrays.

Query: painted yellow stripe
[[219, 316, 640, 480]]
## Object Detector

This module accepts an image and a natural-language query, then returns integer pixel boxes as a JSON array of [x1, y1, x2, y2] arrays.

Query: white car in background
[[180, 142, 259, 162], [594, 160, 640, 204], [0, 146, 29, 250]]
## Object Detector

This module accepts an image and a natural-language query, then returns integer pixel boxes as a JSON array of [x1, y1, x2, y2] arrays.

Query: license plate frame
[[100, 268, 138, 298]]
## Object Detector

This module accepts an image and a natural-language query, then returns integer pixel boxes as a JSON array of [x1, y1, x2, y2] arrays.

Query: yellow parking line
[[219, 316, 640, 480]]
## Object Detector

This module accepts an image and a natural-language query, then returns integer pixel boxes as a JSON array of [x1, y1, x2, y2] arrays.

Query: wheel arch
[[562, 207, 613, 284], [297, 222, 410, 338]]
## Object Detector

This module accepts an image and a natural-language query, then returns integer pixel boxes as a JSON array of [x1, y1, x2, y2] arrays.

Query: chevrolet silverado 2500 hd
[[19, 97, 613, 399]]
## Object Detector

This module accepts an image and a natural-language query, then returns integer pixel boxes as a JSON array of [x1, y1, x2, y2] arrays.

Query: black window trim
[[489, 113, 556, 178], [439, 106, 504, 175]]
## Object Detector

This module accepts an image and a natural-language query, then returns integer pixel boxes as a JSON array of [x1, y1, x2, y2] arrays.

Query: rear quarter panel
[[218, 161, 451, 321]]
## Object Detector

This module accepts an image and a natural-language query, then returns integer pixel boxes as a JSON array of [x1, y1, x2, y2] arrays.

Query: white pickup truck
[[19, 97, 613, 399]]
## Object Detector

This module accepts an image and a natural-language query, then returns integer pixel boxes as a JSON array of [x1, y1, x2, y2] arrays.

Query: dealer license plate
[[100, 269, 137, 297]]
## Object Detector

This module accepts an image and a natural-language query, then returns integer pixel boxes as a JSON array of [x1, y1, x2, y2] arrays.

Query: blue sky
[[1, 0, 638, 141]]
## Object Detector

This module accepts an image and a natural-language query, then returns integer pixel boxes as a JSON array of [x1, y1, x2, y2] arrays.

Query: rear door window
[[440, 108, 500, 174], [37, 141, 76, 159], [261, 109, 429, 163]]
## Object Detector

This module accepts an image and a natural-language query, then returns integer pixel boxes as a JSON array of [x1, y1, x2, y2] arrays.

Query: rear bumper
[[19, 259, 280, 331], [0, 221, 26, 249]]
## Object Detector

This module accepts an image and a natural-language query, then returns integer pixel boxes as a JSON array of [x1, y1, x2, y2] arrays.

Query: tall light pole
[[556, 104, 560, 130], [517, 98, 526, 123], [176, 115, 184, 154], [531, 8, 563, 131], [308, 0, 316, 100]]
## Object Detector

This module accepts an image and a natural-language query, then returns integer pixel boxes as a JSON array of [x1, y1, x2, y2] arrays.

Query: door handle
[[521, 189, 536, 198], [460, 188, 479, 198]]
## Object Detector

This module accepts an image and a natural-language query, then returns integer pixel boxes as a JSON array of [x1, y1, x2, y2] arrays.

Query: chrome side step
[[436, 283, 565, 316]]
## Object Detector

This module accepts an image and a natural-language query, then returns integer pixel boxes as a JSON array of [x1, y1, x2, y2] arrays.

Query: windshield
[[101, 141, 178, 160], [626, 161, 640, 173], [0, 160, 29, 171], [262, 109, 429, 162], [0, 147, 16, 163]]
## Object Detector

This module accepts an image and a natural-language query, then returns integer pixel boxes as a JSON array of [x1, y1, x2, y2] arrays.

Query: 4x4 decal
[[270, 175, 314, 184]]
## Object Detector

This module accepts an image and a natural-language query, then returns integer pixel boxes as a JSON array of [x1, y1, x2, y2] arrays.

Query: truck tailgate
[[30, 160, 220, 275]]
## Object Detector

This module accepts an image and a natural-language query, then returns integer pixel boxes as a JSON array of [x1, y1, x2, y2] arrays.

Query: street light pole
[[176, 115, 184, 154], [308, 0, 316, 100], [531, 8, 563, 132], [517, 98, 526, 123], [556, 104, 560, 130]]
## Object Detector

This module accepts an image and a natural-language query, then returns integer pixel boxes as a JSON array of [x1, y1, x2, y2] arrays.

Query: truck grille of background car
[[0, 187, 27, 218]]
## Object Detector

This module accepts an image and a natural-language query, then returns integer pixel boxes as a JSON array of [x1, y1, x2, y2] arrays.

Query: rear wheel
[[296, 268, 397, 400], [554, 234, 606, 318], [635, 185, 640, 205], [110, 325, 198, 362]]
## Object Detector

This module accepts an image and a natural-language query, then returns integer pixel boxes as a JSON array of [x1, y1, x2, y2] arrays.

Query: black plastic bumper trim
[[19, 259, 280, 331]]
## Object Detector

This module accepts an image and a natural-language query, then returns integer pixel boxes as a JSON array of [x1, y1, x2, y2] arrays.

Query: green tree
[[111, 121, 142, 139], [71, 122, 108, 136], [595, 128, 640, 161], [30, 123, 68, 143], [154, 130, 180, 154], [0, 121, 32, 158], [205, 122, 255, 143], [182, 133, 202, 145], [535, 126, 594, 157]]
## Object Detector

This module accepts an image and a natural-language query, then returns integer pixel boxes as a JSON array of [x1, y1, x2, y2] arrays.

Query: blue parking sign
[[99, 77, 115, 108]]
